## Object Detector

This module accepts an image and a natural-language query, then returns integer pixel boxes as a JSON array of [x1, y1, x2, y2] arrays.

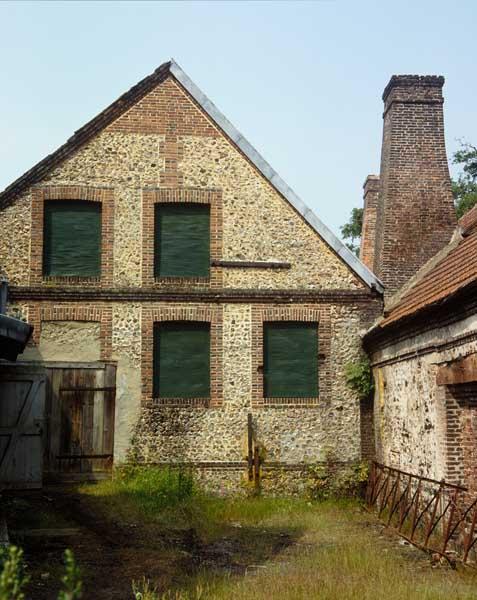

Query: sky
[[1, 0, 476, 238]]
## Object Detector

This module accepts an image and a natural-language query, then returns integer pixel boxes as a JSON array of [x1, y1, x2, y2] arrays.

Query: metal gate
[[0, 366, 46, 489], [44, 363, 116, 480]]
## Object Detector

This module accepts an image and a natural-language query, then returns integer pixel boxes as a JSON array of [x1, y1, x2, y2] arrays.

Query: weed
[[344, 357, 374, 399], [0, 545, 28, 600], [58, 549, 82, 600]]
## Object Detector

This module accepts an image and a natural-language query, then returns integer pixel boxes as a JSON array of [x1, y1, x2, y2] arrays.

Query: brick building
[[362, 75, 477, 491], [0, 60, 382, 489]]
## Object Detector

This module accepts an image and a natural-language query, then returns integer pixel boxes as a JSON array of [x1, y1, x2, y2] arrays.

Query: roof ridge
[[0, 58, 383, 293], [0, 61, 172, 207], [169, 60, 383, 293]]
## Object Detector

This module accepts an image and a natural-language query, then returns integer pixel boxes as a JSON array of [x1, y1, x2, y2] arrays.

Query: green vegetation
[[58, 549, 83, 600], [340, 207, 363, 256], [340, 141, 477, 253], [0, 546, 82, 600], [83, 466, 477, 599], [452, 141, 477, 218], [6, 467, 477, 598], [344, 357, 374, 400], [0, 546, 28, 600], [306, 459, 369, 500]]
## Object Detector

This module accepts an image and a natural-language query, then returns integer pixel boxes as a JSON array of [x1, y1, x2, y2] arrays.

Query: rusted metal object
[[366, 461, 477, 567]]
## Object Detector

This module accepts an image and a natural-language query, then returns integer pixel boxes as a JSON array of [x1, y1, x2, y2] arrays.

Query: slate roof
[[0, 59, 383, 294], [377, 205, 477, 328]]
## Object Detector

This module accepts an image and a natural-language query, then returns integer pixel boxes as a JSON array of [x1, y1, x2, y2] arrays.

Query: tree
[[340, 142, 477, 256], [452, 141, 477, 218], [340, 207, 363, 256]]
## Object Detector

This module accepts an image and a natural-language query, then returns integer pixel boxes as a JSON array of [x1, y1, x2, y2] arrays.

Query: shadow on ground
[[4, 489, 301, 600]]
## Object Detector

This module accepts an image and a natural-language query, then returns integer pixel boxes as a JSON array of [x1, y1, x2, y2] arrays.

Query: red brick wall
[[446, 384, 477, 492], [373, 75, 456, 298], [359, 175, 379, 271]]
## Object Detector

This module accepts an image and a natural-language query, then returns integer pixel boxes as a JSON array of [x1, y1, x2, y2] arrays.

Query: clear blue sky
[[1, 1, 476, 236]]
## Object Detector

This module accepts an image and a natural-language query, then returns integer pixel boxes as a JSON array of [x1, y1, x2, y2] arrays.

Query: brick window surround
[[142, 188, 223, 288], [141, 305, 223, 407], [27, 303, 113, 360], [30, 186, 114, 286], [251, 305, 331, 407]]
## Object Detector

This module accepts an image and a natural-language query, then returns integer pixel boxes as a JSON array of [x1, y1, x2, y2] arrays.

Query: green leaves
[[0, 546, 82, 600], [452, 141, 477, 219], [58, 549, 82, 600], [0, 546, 28, 600], [344, 358, 374, 400], [340, 208, 363, 256]]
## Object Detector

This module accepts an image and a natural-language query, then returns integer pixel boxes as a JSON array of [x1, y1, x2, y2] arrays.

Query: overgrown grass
[[80, 465, 310, 538], [80, 467, 477, 600]]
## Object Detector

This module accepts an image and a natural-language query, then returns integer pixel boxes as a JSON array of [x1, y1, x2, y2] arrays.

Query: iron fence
[[366, 461, 477, 566]]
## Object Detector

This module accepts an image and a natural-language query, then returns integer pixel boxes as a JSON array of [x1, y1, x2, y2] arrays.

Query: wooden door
[[0, 367, 46, 489], [45, 363, 115, 478]]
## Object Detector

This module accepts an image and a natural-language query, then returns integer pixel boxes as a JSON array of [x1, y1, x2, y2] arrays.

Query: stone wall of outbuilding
[[370, 312, 477, 485]]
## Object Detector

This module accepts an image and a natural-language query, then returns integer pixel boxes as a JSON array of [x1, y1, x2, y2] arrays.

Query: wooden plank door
[[45, 364, 115, 477], [0, 368, 46, 489]]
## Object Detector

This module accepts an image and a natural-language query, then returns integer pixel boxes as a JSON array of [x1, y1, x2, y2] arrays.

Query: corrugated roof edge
[[170, 60, 383, 294]]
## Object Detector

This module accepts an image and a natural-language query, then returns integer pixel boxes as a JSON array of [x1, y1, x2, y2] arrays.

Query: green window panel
[[153, 322, 210, 398], [264, 322, 318, 398], [43, 200, 101, 277], [154, 203, 210, 278]]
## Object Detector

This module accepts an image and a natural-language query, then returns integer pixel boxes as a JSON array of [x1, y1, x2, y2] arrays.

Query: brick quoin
[[373, 75, 457, 298]]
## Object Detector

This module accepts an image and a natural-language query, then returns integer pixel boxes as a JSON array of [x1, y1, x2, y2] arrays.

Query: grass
[[77, 466, 477, 599]]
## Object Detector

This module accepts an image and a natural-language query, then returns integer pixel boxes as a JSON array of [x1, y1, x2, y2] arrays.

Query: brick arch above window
[[142, 188, 223, 289], [30, 186, 114, 287], [251, 305, 332, 407], [141, 305, 223, 407]]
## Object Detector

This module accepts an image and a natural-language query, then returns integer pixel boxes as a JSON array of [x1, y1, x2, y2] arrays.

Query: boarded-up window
[[154, 204, 210, 278], [264, 322, 318, 398], [43, 200, 101, 277], [153, 322, 210, 398]]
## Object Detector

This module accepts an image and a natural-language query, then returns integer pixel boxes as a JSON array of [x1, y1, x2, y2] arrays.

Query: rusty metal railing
[[366, 461, 477, 566]]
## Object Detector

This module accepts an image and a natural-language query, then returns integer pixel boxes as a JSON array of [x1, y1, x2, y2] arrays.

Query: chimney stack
[[360, 175, 380, 271], [373, 75, 456, 298]]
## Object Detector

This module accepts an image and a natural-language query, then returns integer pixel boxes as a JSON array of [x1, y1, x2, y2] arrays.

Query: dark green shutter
[[264, 323, 318, 398], [154, 204, 210, 278], [153, 322, 210, 398], [43, 200, 101, 277]]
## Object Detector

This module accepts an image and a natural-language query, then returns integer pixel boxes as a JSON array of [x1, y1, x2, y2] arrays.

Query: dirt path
[[5, 490, 296, 599]]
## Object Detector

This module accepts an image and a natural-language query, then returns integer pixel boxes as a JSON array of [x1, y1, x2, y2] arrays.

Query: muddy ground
[[3, 489, 297, 599]]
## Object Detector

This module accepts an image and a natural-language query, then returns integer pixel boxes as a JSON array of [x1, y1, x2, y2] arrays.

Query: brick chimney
[[373, 75, 457, 298], [360, 175, 380, 271]]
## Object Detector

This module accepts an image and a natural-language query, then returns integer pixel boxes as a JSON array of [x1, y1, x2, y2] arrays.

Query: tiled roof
[[379, 206, 477, 328], [459, 203, 477, 234]]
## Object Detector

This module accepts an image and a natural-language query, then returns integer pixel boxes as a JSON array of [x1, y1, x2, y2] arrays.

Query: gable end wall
[[0, 74, 381, 491]]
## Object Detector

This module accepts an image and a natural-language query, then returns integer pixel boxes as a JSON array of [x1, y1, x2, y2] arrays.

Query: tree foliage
[[340, 141, 477, 255], [340, 207, 363, 256], [452, 141, 477, 218]]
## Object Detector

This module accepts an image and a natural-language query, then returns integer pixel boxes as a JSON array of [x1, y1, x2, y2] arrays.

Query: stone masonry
[[0, 62, 382, 492]]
